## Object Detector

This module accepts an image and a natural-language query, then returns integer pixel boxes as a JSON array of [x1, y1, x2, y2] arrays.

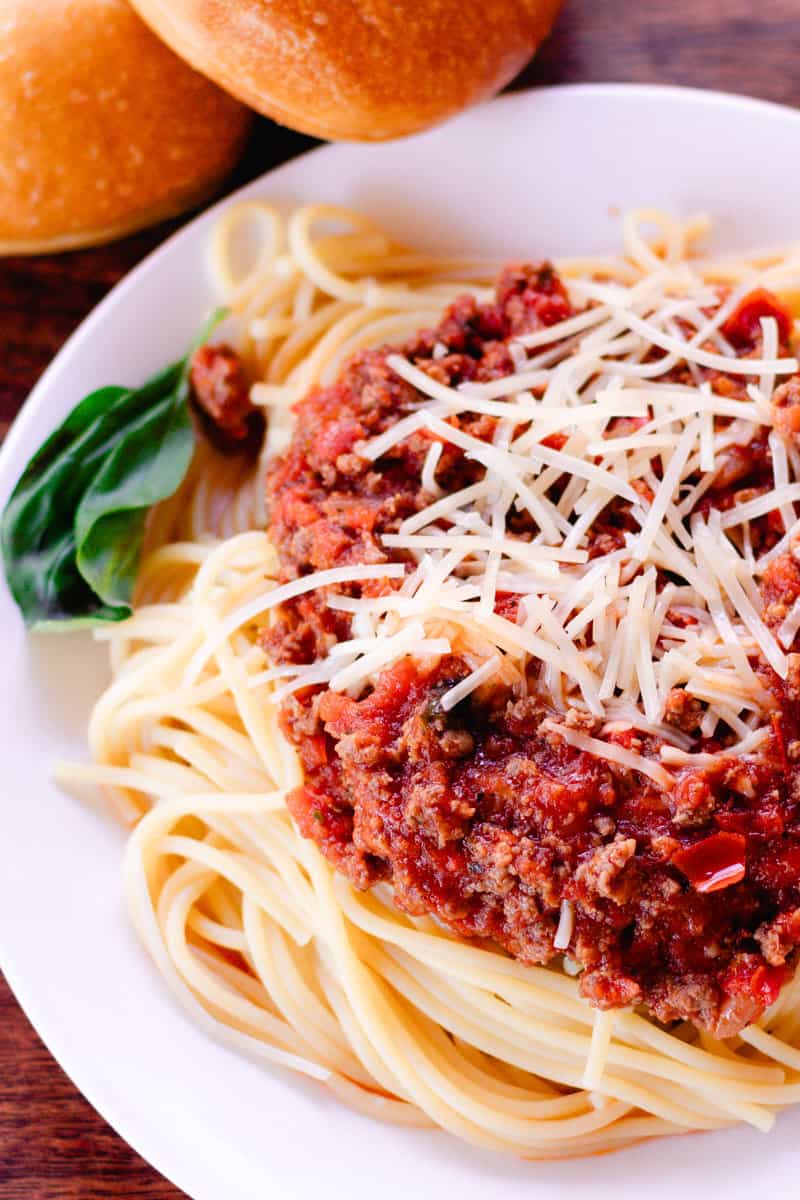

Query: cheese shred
[[261, 226, 798, 755]]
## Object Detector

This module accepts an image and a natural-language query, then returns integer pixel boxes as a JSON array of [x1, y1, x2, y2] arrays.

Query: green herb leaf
[[74, 366, 193, 608], [1, 313, 225, 629]]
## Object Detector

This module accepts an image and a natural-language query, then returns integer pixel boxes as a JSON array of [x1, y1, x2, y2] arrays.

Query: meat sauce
[[265, 266, 800, 1037], [190, 343, 262, 450]]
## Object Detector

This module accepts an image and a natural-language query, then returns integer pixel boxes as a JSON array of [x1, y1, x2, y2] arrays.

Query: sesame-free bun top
[[127, 0, 563, 142], [0, 0, 252, 255]]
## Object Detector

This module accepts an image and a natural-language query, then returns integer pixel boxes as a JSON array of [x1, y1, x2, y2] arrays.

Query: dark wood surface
[[3, 0, 800, 1195]]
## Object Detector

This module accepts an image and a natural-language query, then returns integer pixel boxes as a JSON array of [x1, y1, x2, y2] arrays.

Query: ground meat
[[714, 431, 774, 486], [189, 343, 260, 447], [574, 837, 637, 905], [266, 267, 800, 1037], [647, 969, 764, 1040], [282, 651, 794, 1031], [671, 772, 718, 828], [663, 688, 704, 734], [263, 263, 566, 666], [761, 552, 800, 632], [772, 378, 800, 441], [756, 908, 800, 965]]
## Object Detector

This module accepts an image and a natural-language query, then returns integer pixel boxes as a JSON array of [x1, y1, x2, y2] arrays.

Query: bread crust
[[128, 0, 563, 141], [0, 0, 252, 254]]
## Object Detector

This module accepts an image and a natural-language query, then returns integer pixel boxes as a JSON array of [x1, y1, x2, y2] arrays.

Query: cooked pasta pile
[[57, 203, 800, 1156]]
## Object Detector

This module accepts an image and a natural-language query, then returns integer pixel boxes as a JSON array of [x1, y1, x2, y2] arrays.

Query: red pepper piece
[[672, 832, 747, 894]]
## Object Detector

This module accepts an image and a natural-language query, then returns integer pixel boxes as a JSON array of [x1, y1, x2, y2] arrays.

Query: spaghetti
[[57, 203, 800, 1156]]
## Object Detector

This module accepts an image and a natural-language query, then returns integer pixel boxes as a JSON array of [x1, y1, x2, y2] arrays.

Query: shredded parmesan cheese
[[543, 720, 675, 789], [553, 899, 575, 950], [439, 656, 502, 712], [779, 596, 800, 650], [261, 243, 800, 779]]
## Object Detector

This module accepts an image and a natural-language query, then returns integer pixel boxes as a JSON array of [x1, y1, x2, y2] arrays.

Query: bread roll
[[0, 0, 253, 255], [127, 0, 562, 142]]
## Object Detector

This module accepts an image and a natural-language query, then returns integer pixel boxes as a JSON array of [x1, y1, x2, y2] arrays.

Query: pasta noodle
[[56, 203, 800, 1157]]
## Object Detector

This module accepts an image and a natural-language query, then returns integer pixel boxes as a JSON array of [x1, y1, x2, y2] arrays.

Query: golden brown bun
[[127, 0, 562, 141], [0, 0, 253, 255]]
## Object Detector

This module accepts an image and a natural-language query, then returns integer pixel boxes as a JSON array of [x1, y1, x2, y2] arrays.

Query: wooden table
[[2, 0, 799, 1194]]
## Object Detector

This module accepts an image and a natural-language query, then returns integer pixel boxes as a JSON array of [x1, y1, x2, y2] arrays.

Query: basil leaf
[[2, 311, 227, 629], [2, 364, 192, 628], [75, 368, 193, 608], [1, 384, 136, 628]]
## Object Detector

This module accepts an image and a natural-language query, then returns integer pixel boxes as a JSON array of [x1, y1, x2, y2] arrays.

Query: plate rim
[[4, 80, 800, 1199]]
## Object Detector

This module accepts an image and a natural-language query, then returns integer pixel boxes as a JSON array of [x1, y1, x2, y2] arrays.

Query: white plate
[[3, 84, 800, 1200]]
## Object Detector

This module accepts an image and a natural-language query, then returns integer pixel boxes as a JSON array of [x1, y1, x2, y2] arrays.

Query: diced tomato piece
[[761, 552, 800, 612], [319, 658, 434, 739], [302, 734, 329, 770], [723, 958, 788, 1008], [541, 432, 568, 451], [493, 592, 519, 621], [313, 420, 365, 464], [276, 493, 320, 527], [721, 288, 791, 347]]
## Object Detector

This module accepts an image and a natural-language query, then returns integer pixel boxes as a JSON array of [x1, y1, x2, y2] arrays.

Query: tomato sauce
[[265, 266, 800, 1037]]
